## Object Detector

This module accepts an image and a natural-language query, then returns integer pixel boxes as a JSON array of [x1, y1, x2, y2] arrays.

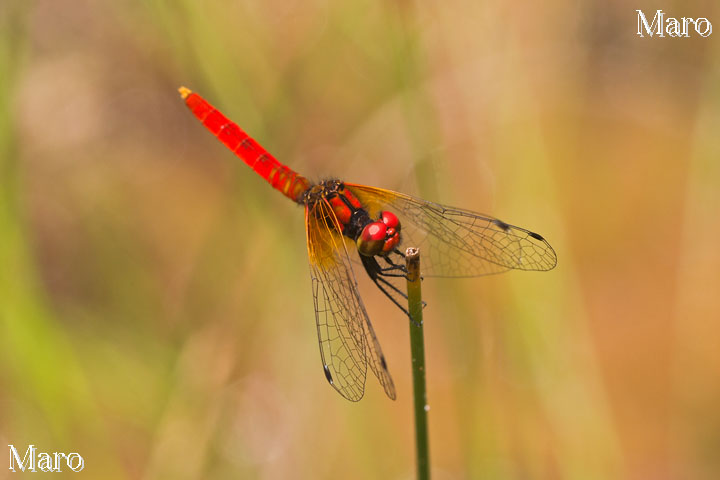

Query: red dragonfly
[[179, 87, 557, 401]]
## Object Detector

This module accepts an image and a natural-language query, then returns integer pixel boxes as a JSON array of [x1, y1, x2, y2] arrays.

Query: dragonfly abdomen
[[179, 87, 310, 203]]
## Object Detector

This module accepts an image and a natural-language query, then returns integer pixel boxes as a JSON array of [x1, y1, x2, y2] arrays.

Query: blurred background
[[1, 1, 719, 478]]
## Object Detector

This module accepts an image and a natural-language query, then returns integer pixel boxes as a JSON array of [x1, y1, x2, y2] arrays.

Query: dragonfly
[[178, 87, 557, 401]]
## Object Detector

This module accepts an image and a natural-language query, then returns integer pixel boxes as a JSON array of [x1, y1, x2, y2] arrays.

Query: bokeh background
[[2, 1, 719, 479]]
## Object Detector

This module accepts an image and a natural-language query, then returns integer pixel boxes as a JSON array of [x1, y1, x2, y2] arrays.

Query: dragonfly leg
[[381, 256, 428, 308], [371, 275, 413, 319], [374, 275, 427, 317], [378, 252, 409, 278], [378, 268, 407, 277], [360, 254, 425, 324], [375, 279, 423, 326]]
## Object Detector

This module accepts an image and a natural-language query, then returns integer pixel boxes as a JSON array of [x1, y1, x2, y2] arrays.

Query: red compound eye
[[363, 222, 387, 242], [382, 231, 401, 254], [357, 221, 387, 256], [381, 211, 399, 230]]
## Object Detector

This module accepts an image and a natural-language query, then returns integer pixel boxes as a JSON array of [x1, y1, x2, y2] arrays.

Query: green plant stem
[[406, 247, 430, 480]]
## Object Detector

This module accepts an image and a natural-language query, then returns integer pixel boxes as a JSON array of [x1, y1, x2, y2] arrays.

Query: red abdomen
[[180, 87, 310, 203]]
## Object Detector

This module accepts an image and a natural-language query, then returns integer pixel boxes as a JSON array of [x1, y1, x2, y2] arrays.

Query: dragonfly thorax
[[307, 180, 402, 257]]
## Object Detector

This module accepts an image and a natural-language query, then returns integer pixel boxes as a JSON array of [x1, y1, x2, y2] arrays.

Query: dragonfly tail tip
[[178, 86, 192, 99]]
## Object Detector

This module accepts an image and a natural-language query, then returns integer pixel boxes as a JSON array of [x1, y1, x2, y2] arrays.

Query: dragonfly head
[[356, 211, 401, 257]]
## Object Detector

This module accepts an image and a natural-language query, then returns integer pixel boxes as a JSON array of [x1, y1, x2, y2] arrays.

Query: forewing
[[346, 184, 557, 277], [305, 200, 396, 401]]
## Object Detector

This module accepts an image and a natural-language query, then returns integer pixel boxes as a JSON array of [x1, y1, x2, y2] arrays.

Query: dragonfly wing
[[305, 201, 397, 401], [346, 184, 557, 277]]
